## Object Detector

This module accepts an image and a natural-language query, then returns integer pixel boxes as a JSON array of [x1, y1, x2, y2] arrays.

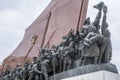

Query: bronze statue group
[[0, 2, 112, 80]]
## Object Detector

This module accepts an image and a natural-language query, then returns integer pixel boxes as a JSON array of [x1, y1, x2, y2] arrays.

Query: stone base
[[62, 70, 120, 80], [49, 63, 118, 80]]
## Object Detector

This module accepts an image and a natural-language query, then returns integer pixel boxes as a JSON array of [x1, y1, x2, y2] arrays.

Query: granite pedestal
[[62, 70, 120, 80], [49, 63, 118, 80]]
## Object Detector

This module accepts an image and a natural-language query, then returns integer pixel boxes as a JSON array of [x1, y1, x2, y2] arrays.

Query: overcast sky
[[0, 0, 120, 72]]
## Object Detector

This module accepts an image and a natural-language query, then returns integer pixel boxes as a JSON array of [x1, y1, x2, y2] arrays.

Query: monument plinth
[[62, 71, 120, 80], [50, 63, 118, 80]]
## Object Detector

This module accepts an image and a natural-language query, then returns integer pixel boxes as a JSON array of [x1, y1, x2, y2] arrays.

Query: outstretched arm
[[101, 5, 107, 33], [93, 2, 104, 26], [94, 10, 102, 24]]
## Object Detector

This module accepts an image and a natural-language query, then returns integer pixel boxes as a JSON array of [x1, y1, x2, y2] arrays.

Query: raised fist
[[93, 2, 104, 11]]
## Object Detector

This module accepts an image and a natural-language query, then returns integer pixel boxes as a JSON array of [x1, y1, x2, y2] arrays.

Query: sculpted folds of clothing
[[83, 43, 99, 57]]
